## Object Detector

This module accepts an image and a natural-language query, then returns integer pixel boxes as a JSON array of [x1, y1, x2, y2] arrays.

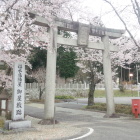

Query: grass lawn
[[94, 90, 139, 98]]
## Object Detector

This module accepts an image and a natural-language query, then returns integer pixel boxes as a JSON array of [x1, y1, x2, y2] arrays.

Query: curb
[[55, 127, 91, 140]]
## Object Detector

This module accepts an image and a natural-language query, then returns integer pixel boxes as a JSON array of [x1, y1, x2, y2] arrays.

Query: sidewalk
[[0, 115, 83, 140]]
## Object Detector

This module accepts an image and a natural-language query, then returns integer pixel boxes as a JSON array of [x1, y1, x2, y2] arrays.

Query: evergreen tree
[[57, 46, 79, 81], [29, 46, 79, 81], [29, 47, 47, 70]]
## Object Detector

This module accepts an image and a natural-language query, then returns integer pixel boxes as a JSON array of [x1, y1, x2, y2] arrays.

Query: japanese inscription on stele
[[12, 61, 25, 121], [77, 24, 90, 47]]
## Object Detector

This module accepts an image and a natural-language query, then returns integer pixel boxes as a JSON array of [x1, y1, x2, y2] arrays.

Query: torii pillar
[[102, 36, 115, 117], [44, 27, 57, 120]]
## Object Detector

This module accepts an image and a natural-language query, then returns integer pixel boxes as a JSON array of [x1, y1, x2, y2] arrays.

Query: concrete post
[[44, 27, 57, 120], [102, 36, 115, 117]]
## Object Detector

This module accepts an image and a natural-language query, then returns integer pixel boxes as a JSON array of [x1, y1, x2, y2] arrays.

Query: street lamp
[[129, 73, 133, 81], [129, 73, 133, 96], [136, 64, 140, 84]]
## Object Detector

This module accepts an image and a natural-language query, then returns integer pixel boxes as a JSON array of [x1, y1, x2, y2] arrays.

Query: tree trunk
[[39, 87, 45, 100], [88, 79, 95, 106], [65, 78, 67, 84], [39, 86, 42, 100]]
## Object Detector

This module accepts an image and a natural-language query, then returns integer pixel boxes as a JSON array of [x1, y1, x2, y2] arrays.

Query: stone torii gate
[[33, 14, 125, 120]]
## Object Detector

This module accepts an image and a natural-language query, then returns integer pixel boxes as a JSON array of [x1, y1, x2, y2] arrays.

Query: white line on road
[[67, 127, 94, 140]]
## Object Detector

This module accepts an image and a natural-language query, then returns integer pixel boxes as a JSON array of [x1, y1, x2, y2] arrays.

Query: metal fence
[[25, 83, 119, 90]]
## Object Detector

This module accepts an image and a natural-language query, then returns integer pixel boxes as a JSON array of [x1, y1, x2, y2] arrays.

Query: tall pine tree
[[57, 46, 79, 81]]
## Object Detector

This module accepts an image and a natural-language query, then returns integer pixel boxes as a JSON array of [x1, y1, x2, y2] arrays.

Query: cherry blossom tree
[[64, 1, 140, 105], [102, 0, 140, 50], [74, 34, 138, 106], [0, 0, 82, 87], [101, 0, 140, 89], [31, 67, 46, 100]]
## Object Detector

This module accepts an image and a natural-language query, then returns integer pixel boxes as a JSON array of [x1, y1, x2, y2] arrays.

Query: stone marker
[[5, 61, 31, 130]]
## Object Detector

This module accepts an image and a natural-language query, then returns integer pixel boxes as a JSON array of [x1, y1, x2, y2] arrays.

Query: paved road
[[76, 97, 140, 105], [24, 101, 140, 140]]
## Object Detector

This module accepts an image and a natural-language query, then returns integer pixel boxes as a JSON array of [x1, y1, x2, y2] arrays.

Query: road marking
[[68, 127, 94, 140]]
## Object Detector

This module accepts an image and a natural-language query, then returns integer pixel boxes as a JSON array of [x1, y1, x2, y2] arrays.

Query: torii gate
[[33, 14, 125, 120]]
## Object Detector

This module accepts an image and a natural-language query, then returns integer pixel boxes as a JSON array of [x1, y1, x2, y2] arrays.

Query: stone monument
[[5, 61, 31, 130]]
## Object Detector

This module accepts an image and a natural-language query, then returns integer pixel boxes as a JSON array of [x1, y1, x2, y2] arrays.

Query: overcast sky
[[82, 0, 131, 30]]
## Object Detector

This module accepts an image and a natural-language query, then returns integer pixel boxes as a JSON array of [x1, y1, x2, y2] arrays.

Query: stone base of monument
[[104, 113, 120, 118], [4, 120, 31, 130]]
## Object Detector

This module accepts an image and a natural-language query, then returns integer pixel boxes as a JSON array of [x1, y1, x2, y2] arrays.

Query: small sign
[[1, 100, 6, 109], [12, 61, 25, 120], [77, 24, 90, 47]]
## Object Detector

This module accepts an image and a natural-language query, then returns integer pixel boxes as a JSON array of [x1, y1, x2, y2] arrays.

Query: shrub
[[86, 103, 132, 115], [55, 95, 74, 99], [119, 84, 125, 92], [115, 104, 132, 114], [86, 103, 106, 111]]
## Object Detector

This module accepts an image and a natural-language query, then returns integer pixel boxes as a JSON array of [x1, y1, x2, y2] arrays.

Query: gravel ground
[[0, 115, 83, 140]]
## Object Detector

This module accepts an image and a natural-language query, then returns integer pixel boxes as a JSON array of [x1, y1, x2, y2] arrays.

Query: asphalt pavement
[[23, 98, 140, 140], [76, 97, 140, 105]]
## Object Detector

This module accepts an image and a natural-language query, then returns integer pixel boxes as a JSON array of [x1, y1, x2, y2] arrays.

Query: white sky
[[82, 0, 131, 29]]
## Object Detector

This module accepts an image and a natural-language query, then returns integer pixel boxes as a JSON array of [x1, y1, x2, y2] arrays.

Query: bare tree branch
[[131, 0, 140, 25], [102, 0, 140, 49], [5, 0, 19, 13], [66, 7, 74, 22], [134, 0, 140, 24]]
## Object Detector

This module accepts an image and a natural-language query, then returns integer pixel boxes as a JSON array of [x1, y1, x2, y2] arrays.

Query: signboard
[[1, 100, 6, 109], [12, 61, 25, 121], [77, 24, 90, 47]]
